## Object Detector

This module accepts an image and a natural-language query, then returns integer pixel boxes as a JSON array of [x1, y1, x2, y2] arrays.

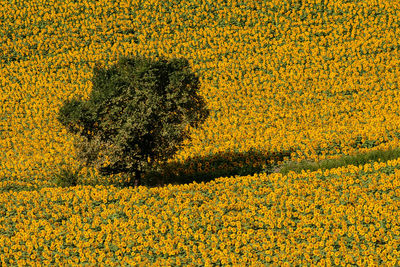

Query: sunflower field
[[1, 0, 400, 265]]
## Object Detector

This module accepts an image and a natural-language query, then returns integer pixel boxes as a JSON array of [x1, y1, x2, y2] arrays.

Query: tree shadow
[[141, 148, 296, 188]]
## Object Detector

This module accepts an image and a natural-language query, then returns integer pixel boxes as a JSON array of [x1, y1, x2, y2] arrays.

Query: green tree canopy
[[57, 55, 209, 186]]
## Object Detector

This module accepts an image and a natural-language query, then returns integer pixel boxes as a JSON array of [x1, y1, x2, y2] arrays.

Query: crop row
[[1, 158, 400, 265]]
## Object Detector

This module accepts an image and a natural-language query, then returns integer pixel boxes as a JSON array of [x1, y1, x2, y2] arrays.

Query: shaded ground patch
[[142, 148, 294, 187]]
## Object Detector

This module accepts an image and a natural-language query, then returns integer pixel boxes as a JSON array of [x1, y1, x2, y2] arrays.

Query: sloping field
[[1, 0, 400, 265], [2, 0, 400, 187], [1, 159, 400, 265]]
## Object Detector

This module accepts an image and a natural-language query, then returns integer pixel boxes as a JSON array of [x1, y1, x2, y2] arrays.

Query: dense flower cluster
[[1, 158, 400, 265], [1, 1, 400, 263], [1, 0, 400, 185]]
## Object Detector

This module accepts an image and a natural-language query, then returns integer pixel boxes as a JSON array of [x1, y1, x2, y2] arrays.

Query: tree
[[57, 55, 209, 187]]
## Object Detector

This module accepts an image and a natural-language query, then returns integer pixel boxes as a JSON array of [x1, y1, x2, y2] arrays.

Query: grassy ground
[[273, 146, 400, 176]]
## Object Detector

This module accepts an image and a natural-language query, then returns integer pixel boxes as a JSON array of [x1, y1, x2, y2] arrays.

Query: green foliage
[[53, 166, 82, 188], [57, 55, 209, 186], [278, 146, 400, 176]]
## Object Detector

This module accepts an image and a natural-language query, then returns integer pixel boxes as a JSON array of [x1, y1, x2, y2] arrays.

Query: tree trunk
[[134, 170, 141, 187]]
